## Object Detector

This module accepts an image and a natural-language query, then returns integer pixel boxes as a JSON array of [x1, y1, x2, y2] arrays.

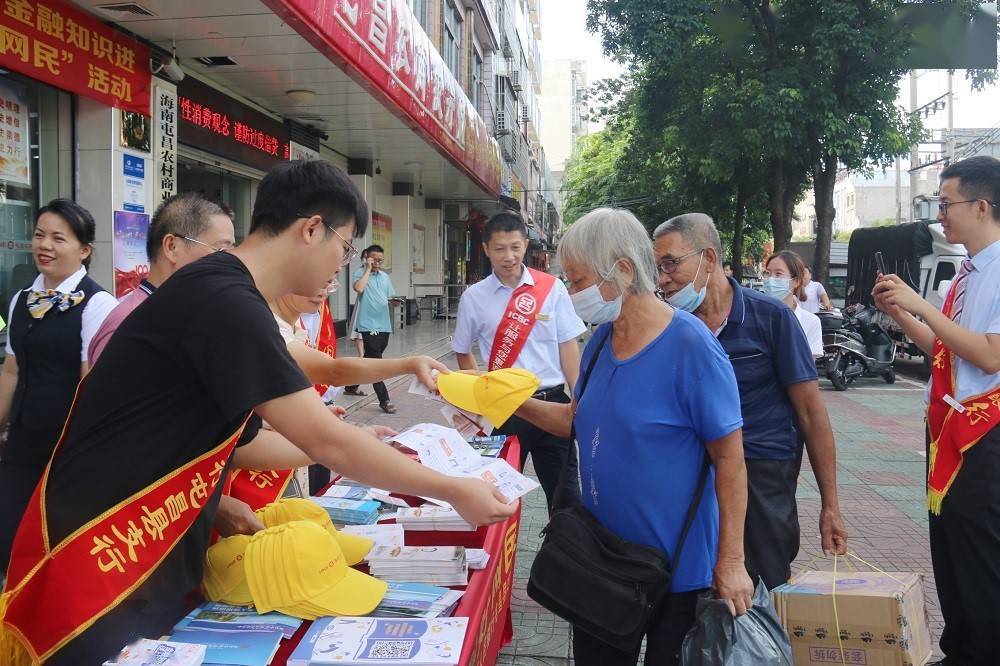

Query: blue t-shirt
[[717, 278, 818, 459], [352, 268, 393, 333], [573, 311, 743, 592]]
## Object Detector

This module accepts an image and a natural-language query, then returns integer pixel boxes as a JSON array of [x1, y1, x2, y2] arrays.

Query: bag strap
[[550, 326, 611, 511], [669, 454, 711, 570]]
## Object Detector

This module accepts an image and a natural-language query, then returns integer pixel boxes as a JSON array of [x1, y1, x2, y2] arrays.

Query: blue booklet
[[311, 497, 381, 525], [173, 602, 302, 640], [169, 628, 283, 666]]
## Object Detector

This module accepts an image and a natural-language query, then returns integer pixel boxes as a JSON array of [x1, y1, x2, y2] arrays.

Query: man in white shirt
[[874, 156, 1000, 665], [453, 212, 587, 511]]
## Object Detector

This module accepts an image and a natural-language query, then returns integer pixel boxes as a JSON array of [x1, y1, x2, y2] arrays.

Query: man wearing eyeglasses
[[344, 244, 399, 414], [874, 156, 1000, 666], [88, 193, 236, 365], [653, 213, 847, 592]]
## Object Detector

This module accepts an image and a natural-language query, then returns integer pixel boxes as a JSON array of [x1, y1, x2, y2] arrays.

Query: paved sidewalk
[[339, 320, 939, 664]]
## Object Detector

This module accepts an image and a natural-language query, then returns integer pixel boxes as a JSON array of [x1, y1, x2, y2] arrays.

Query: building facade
[[539, 58, 588, 176], [0, 0, 559, 347]]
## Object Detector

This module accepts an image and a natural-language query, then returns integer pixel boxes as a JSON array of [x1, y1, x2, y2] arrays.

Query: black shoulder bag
[[526, 327, 712, 651]]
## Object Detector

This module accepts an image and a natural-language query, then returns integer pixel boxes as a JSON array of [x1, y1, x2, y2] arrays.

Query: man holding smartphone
[[874, 156, 1000, 665], [344, 244, 399, 413]]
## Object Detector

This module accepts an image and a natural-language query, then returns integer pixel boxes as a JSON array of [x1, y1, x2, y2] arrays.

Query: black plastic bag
[[680, 580, 792, 665]]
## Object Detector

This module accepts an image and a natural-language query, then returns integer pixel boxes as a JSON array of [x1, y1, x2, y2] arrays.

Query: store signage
[[154, 85, 177, 204], [0, 0, 151, 114], [122, 153, 145, 212], [0, 77, 30, 185], [267, 0, 502, 196], [177, 76, 289, 172]]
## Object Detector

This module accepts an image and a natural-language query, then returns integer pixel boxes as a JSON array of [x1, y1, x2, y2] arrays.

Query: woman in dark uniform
[[0, 199, 116, 570]]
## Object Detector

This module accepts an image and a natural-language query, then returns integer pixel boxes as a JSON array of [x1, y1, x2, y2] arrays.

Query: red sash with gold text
[[488, 269, 557, 371], [0, 390, 249, 664], [312, 299, 337, 395], [926, 281, 1000, 515]]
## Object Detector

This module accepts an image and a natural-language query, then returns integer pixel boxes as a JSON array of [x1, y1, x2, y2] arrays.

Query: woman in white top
[[800, 267, 832, 313], [762, 251, 824, 358], [0, 199, 117, 566]]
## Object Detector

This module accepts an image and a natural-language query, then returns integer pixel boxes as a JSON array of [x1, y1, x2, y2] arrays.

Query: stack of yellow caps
[[244, 521, 388, 620], [255, 498, 373, 565], [202, 499, 385, 619]]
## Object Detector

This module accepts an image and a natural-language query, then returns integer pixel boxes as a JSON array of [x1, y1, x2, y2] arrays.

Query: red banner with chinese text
[[265, 0, 502, 197], [0, 0, 151, 115]]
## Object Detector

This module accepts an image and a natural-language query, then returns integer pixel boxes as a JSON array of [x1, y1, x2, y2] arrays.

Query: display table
[[268, 437, 523, 666]]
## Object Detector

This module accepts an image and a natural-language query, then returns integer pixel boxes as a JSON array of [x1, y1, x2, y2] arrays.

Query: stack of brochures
[[465, 549, 489, 570], [165, 602, 302, 666], [367, 546, 469, 587], [321, 485, 371, 501], [395, 506, 475, 532], [340, 523, 406, 555], [288, 617, 468, 666], [103, 639, 206, 665], [371, 582, 465, 619], [310, 497, 381, 525]]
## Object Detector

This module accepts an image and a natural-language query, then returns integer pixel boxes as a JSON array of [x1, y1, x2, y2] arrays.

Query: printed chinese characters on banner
[[0, 0, 151, 114], [0, 76, 30, 185]]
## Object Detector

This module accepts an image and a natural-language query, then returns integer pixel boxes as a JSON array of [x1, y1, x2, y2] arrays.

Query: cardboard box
[[771, 571, 931, 666]]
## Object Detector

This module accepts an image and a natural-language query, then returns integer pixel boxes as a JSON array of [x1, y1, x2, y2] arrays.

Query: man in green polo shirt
[[344, 244, 398, 413]]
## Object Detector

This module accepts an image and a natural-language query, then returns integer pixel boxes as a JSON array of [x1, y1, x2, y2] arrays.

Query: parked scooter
[[816, 305, 896, 391]]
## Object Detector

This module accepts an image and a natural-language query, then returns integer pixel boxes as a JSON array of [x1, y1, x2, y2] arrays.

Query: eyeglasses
[[657, 248, 705, 275], [298, 213, 358, 266], [178, 235, 231, 253], [367, 257, 385, 265], [938, 199, 998, 215]]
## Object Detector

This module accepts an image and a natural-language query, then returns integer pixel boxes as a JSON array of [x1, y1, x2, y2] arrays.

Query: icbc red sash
[[312, 299, 338, 395], [0, 389, 249, 664], [926, 280, 1000, 515], [488, 269, 557, 371]]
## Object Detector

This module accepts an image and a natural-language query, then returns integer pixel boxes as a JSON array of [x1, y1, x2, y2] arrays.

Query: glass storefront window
[[177, 158, 254, 243], [0, 72, 71, 356]]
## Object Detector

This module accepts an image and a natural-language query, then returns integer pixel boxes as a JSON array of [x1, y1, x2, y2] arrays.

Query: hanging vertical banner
[[411, 223, 425, 273], [372, 212, 392, 272], [113, 210, 150, 297], [0, 77, 30, 186], [0, 0, 151, 114], [154, 84, 177, 205]]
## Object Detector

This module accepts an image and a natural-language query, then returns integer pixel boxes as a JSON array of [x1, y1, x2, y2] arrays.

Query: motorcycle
[[816, 305, 896, 391]]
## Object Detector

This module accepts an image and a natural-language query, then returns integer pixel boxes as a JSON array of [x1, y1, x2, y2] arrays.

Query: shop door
[[177, 160, 253, 241]]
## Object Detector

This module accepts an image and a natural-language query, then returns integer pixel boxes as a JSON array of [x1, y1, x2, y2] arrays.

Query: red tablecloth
[[269, 438, 523, 666]]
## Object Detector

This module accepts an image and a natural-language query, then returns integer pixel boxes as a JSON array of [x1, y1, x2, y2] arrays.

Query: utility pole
[[947, 70, 955, 164], [909, 72, 919, 207], [895, 155, 902, 224]]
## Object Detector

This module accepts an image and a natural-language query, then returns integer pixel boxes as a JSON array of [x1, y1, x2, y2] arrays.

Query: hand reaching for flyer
[[407, 355, 450, 391]]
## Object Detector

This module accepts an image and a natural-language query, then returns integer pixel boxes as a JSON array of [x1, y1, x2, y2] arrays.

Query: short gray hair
[[557, 208, 657, 295], [653, 213, 723, 258]]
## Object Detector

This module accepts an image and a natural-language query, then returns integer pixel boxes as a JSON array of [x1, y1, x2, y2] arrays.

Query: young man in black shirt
[[0, 160, 515, 664]]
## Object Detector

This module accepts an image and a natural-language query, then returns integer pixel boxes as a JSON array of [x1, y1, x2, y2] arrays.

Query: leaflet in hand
[[289, 617, 468, 666], [439, 404, 493, 439]]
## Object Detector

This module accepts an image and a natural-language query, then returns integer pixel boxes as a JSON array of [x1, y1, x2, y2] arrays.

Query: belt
[[533, 384, 566, 401]]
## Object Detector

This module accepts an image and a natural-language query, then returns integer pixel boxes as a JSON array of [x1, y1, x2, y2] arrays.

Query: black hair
[[723, 260, 732, 269], [940, 156, 1000, 221], [36, 199, 96, 268], [250, 159, 369, 237], [364, 244, 385, 255], [483, 211, 528, 244], [146, 193, 230, 261]]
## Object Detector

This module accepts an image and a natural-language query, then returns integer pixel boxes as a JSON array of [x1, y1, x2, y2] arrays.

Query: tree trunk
[[811, 153, 838, 285], [731, 171, 748, 281], [769, 159, 796, 252]]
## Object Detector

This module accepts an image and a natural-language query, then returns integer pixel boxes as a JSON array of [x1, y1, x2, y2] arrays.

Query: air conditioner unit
[[511, 70, 522, 92], [495, 110, 509, 135]]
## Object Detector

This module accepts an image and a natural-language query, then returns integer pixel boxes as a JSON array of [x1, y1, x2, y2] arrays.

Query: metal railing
[[410, 282, 469, 336]]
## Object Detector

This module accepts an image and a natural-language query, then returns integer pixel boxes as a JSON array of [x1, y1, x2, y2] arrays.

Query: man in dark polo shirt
[[0, 160, 514, 664], [653, 213, 848, 589]]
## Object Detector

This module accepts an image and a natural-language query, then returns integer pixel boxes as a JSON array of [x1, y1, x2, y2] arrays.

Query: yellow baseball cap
[[255, 498, 373, 566], [244, 521, 387, 620], [437, 367, 541, 427], [203, 534, 253, 606]]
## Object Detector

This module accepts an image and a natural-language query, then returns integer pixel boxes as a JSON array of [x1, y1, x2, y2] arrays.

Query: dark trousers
[[928, 424, 1000, 666], [346, 331, 391, 405], [496, 388, 579, 512], [743, 457, 802, 590], [572, 589, 704, 666], [0, 425, 61, 572]]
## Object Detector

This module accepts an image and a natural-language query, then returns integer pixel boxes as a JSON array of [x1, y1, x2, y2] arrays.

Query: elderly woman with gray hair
[[516, 208, 753, 665]]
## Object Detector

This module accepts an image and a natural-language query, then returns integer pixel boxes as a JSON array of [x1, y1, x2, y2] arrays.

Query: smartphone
[[875, 251, 887, 276]]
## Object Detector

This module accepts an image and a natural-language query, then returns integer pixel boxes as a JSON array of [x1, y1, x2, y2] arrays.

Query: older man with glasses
[[653, 213, 848, 591]]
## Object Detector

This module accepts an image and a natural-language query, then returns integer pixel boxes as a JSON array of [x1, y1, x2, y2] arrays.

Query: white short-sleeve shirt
[[948, 239, 1000, 402], [792, 305, 824, 357], [452, 266, 587, 388], [800, 281, 827, 313], [5, 266, 118, 363]]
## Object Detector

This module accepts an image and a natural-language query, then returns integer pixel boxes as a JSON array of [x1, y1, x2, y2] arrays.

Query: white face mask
[[570, 265, 623, 325]]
